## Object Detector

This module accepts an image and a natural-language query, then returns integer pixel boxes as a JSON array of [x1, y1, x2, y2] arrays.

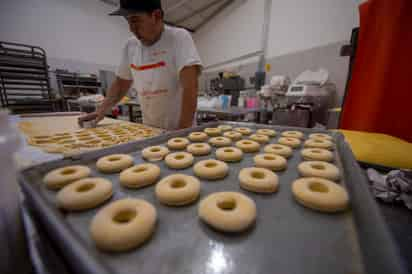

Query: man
[[79, 0, 202, 130]]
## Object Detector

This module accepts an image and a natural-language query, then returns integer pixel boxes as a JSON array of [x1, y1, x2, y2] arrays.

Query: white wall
[[194, 0, 359, 66], [0, 0, 131, 68], [267, 0, 359, 58], [193, 0, 265, 69]]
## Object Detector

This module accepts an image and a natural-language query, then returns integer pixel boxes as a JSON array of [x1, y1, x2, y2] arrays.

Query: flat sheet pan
[[19, 122, 406, 274]]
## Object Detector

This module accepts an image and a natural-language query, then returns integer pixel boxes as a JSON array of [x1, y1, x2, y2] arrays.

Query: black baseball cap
[[109, 0, 162, 16]]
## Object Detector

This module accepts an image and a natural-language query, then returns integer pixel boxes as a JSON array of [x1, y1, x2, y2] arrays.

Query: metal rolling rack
[[0, 41, 58, 113]]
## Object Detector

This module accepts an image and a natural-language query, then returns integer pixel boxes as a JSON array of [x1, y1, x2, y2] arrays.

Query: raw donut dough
[[292, 177, 349, 213], [155, 174, 200, 206], [215, 147, 243, 162], [209, 136, 232, 147], [278, 137, 301, 148], [96, 154, 134, 173], [263, 143, 293, 158], [309, 133, 333, 141], [120, 163, 161, 188], [239, 167, 279, 193], [301, 148, 334, 162], [204, 127, 221, 136], [165, 152, 194, 169], [298, 161, 340, 181], [167, 137, 190, 150], [43, 165, 91, 190], [281, 130, 304, 139], [56, 178, 112, 211], [223, 131, 243, 141], [187, 143, 211, 156], [254, 153, 287, 171], [304, 139, 334, 150], [193, 159, 229, 180], [188, 132, 209, 142], [90, 198, 156, 252], [234, 127, 253, 135], [218, 125, 232, 131], [249, 134, 269, 144], [142, 146, 169, 161], [235, 139, 260, 153], [198, 192, 256, 232], [256, 128, 276, 137]]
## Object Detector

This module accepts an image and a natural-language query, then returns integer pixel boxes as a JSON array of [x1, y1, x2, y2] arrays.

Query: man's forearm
[[179, 87, 197, 128], [96, 77, 132, 116]]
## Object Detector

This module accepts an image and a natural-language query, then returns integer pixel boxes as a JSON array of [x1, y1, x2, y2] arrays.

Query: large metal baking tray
[[19, 122, 406, 274]]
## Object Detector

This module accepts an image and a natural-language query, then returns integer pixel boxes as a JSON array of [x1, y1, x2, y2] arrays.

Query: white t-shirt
[[116, 25, 202, 130]]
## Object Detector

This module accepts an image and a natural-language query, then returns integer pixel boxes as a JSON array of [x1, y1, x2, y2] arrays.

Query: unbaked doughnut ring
[[188, 132, 209, 142], [253, 153, 287, 171], [198, 192, 256, 232], [235, 139, 260, 153], [167, 137, 190, 150], [239, 167, 279, 193], [249, 134, 269, 144], [292, 177, 349, 213], [56, 178, 112, 211], [218, 124, 232, 131], [309, 133, 333, 141], [96, 154, 134, 173], [187, 143, 211, 156], [165, 152, 194, 169], [215, 147, 243, 162], [301, 148, 334, 162], [209, 136, 232, 147], [90, 198, 156, 252], [142, 146, 170, 161], [281, 130, 304, 139], [223, 131, 243, 141], [256, 128, 276, 137], [234, 127, 253, 135], [263, 143, 293, 158], [298, 161, 340, 181], [204, 127, 221, 137], [43, 165, 91, 190], [278, 137, 301, 148], [155, 174, 200, 206], [304, 139, 334, 150], [120, 163, 161, 188], [193, 159, 228, 180]]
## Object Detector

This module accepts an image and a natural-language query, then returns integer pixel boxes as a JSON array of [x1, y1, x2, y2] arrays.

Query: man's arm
[[178, 65, 200, 129], [78, 77, 132, 125]]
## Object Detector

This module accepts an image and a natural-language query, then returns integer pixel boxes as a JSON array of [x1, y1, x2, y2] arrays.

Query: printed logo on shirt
[[130, 61, 166, 71], [151, 50, 167, 57]]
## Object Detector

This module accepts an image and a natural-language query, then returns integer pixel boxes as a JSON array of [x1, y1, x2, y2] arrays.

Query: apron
[[130, 49, 181, 130]]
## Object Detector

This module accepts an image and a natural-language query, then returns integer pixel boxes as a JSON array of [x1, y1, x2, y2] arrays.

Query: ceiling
[[102, 0, 235, 32]]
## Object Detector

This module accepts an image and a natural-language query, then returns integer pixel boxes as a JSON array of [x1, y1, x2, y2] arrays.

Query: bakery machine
[[210, 73, 245, 106]]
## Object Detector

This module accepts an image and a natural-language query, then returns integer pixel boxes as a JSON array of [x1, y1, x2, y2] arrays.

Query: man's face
[[127, 11, 161, 46]]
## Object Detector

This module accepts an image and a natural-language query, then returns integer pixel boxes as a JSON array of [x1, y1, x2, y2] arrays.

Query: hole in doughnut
[[251, 171, 265, 179], [173, 139, 183, 143], [193, 133, 201, 136], [175, 154, 185, 160], [34, 135, 50, 139], [76, 183, 95, 192], [309, 182, 329, 193], [243, 141, 252, 145], [263, 155, 275, 160], [133, 166, 147, 173], [311, 163, 326, 170], [195, 144, 204, 148], [216, 138, 223, 141], [150, 147, 161, 152], [113, 209, 137, 224], [217, 198, 236, 211], [314, 140, 323, 143], [224, 149, 234, 153], [205, 161, 218, 168], [60, 168, 77, 175], [170, 179, 186, 189], [35, 140, 52, 144], [311, 150, 322, 154], [108, 156, 121, 162]]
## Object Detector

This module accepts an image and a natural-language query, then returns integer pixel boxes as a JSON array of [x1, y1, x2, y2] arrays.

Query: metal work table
[[197, 106, 263, 122]]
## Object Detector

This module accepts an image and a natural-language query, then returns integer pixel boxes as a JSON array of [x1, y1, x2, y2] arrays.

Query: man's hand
[[78, 111, 104, 127]]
